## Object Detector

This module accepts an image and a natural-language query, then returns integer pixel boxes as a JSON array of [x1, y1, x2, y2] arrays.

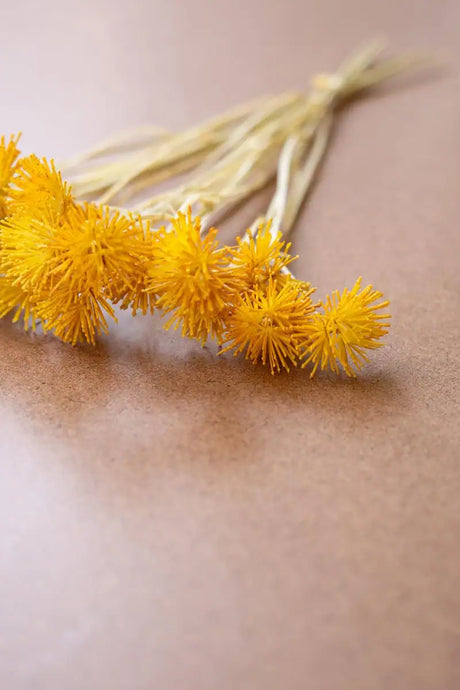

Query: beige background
[[1, 1, 459, 689]]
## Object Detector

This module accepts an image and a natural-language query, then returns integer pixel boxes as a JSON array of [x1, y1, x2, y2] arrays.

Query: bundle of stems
[[63, 40, 423, 229]]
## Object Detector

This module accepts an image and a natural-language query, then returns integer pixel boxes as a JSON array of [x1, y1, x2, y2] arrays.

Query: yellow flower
[[1, 213, 58, 291], [0, 134, 21, 218], [109, 270, 156, 316], [302, 277, 391, 377], [230, 221, 296, 290], [0, 207, 113, 343], [148, 208, 234, 343], [221, 278, 316, 374], [34, 206, 152, 343], [108, 217, 157, 316], [1, 204, 143, 290], [48, 203, 148, 293], [8, 154, 74, 222], [1, 154, 150, 343], [36, 287, 114, 346], [0, 155, 78, 304]]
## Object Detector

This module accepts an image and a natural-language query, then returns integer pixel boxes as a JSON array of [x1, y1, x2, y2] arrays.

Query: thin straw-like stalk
[[65, 41, 428, 230], [62, 94, 281, 199], [246, 114, 333, 247]]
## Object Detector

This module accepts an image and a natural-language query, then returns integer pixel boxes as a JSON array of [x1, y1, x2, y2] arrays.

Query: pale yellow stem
[[64, 40, 429, 233]]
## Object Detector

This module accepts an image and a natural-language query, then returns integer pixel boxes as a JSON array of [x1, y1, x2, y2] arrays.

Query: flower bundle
[[0, 41, 423, 375]]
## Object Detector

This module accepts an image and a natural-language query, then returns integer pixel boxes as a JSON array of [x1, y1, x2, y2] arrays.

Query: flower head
[[109, 268, 156, 316], [302, 277, 391, 377], [0, 212, 57, 291], [147, 208, 234, 343], [221, 278, 316, 373], [36, 286, 114, 346], [230, 221, 296, 290], [0, 154, 79, 295], [108, 217, 157, 315], [48, 203, 149, 294], [1, 157, 150, 343], [9, 154, 74, 222], [2, 201, 143, 296], [0, 134, 21, 218]]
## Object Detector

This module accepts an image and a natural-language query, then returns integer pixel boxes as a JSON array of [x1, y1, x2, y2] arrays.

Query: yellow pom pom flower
[[221, 278, 316, 374], [148, 208, 235, 343], [49, 203, 148, 293], [34, 206, 152, 344], [108, 216, 157, 316], [1, 213, 59, 292], [36, 286, 115, 346], [9, 154, 74, 222], [0, 205, 115, 343], [302, 277, 391, 377], [0, 154, 78, 307], [230, 221, 296, 290], [0, 134, 21, 218], [0, 152, 153, 344]]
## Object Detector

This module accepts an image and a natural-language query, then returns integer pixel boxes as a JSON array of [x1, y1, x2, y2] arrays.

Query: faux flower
[[108, 217, 157, 316], [221, 277, 316, 373], [30, 204, 150, 344], [302, 277, 391, 377], [230, 221, 296, 290], [0, 154, 154, 343], [36, 285, 115, 346], [8, 154, 75, 222], [147, 208, 235, 343]]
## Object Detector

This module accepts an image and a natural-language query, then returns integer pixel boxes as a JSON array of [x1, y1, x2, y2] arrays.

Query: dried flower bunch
[[0, 41, 420, 375]]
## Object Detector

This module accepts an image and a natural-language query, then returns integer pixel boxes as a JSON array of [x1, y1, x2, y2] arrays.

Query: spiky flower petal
[[302, 277, 391, 377], [221, 278, 316, 373]]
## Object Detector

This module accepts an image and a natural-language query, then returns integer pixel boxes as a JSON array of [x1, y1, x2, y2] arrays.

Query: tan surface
[[1, 1, 460, 689]]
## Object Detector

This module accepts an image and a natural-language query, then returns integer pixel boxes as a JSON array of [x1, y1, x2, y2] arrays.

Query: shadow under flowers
[[0, 308, 405, 497]]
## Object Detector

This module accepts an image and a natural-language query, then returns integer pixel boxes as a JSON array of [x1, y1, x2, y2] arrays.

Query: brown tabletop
[[1, 1, 459, 689]]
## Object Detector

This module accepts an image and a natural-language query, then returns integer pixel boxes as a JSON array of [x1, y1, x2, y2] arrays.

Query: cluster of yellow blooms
[[0, 135, 390, 376]]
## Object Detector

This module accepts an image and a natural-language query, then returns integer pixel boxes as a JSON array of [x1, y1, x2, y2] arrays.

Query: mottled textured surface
[[1, 1, 459, 689]]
